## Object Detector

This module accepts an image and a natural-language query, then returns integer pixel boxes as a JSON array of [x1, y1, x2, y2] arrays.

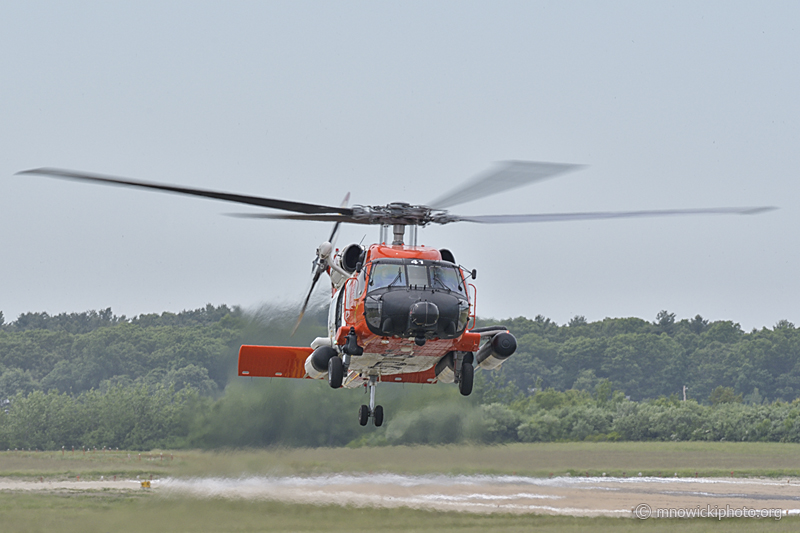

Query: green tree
[[709, 386, 742, 405], [0, 368, 38, 399], [655, 310, 676, 335], [568, 315, 587, 327]]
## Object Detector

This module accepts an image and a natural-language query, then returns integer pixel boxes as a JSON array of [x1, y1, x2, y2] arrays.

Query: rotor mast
[[390, 224, 418, 246], [392, 224, 405, 245]]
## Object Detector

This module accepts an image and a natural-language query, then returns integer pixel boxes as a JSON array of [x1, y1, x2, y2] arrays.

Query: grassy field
[[3, 443, 800, 532], [0, 492, 797, 533], [3, 441, 800, 480]]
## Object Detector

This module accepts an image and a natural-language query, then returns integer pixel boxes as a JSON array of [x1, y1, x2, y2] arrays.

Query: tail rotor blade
[[292, 266, 324, 336], [328, 192, 350, 246], [328, 222, 341, 244], [292, 194, 346, 336]]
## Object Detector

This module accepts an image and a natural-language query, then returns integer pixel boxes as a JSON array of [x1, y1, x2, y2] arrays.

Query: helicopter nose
[[409, 301, 439, 328]]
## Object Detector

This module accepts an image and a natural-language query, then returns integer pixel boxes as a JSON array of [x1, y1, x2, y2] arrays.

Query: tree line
[[0, 304, 329, 401], [1, 305, 799, 448], [3, 380, 800, 450], [479, 311, 800, 404], [0, 305, 243, 400]]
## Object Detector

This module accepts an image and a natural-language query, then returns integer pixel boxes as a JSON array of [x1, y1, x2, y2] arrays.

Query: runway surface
[[5, 474, 800, 518]]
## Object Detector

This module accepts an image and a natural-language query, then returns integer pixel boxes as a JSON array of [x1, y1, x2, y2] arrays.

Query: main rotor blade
[[427, 161, 584, 209], [17, 168, 354, 216], [227, 212, 372, 224], [452, 206, 778, 224]]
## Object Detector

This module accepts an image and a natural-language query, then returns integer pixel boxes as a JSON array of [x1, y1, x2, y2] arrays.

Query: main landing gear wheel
[[358, 375, 386, 427], [358, 405, 369, 426], [459, 361, 474, 396], [328, 357, 343, 389]]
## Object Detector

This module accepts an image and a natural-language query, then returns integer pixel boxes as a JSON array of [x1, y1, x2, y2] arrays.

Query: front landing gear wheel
[[459, 362, 473, 396], [373, 405, 384, 427], [328, 357, 343, 388], [358, 405, 369, 426]]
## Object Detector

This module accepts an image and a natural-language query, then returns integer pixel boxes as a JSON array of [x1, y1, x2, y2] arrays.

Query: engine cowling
[[475, 332, 517, 370], [338, 244, 365, 273], [434, 351, 476, 383], [304, 346, 337, 379], [434, 351, 456, 383]]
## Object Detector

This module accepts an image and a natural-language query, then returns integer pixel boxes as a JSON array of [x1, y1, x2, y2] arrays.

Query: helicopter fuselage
[[324, 243, 483, 387], [236, 240, 517, 394]]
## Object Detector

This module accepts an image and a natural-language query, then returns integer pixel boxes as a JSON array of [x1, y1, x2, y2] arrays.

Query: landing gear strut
[[359, 375, 384, 427], [331, 328, 363, 390]]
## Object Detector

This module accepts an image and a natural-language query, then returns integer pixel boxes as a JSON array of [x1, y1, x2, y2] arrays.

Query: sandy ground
[[3, 474, 800, 518]]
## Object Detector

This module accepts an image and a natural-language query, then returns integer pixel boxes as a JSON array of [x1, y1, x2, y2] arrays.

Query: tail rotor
[[291, 193, 350, 335]]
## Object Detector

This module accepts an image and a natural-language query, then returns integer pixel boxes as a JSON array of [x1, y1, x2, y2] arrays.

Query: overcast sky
[[1, 1, 797, 330]]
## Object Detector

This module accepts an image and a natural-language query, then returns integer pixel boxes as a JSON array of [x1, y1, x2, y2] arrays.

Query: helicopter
[[18, 162, 776, 427]]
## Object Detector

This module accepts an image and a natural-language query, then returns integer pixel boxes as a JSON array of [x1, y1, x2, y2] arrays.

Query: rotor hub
[[350, 203, 452, 227]]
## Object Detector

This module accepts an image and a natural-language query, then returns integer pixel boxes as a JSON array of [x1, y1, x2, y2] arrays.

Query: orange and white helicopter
[[19, 162, 775, 427]]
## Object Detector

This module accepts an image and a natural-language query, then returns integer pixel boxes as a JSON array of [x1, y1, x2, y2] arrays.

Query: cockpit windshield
[[369, 263, 406, 290], [406, 264, 428, 288], [368, 260, 466, 295]]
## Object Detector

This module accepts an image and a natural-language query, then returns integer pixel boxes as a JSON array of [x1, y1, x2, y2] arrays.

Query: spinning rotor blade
[[328, 192, 350, 245], [427, 161, 583, 209], [23, 166, 776, 231], [226, 212, 370, 224], [291, 266, 325, 336], [291, 193, 350, 336], [453, 206, 778, 224], [17, 168, 353, 216]]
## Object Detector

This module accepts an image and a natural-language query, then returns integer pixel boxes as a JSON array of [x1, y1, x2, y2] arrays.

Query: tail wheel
[[328, 357, 343, 389], [373, 405, 384, 427], [459, 362, 473, 396], [358, 405, 369, 426]]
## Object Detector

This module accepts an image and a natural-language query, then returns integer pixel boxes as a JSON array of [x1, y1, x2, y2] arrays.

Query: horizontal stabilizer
[[238, 345, 313, 378]]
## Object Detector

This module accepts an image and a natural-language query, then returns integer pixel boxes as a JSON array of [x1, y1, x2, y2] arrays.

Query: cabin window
[[355, 267, 366, 295], [335, 287, 344, 329]]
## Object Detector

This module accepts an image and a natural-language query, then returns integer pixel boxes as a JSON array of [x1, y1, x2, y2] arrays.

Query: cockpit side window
[[431, 264, 465, 294], [355, 267, 366, 295], [369, 263, 405, 289]]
